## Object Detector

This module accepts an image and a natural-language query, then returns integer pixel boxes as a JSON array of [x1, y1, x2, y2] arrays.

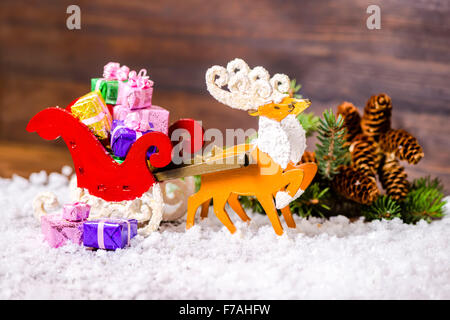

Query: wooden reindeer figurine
[[186, 59, 317, 235]]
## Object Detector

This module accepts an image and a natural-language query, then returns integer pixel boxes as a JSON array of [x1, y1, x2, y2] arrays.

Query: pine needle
[[297, 112, 320, 137], [315, 109, 350, 180], [362, 195, 402, 221], [401, 176, 446, 224]]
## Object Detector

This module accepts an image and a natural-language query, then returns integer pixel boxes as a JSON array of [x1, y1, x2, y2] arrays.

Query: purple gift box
[[41, 214, 84, 248], [62, 202, 90, 222], [110, 120, 156, 159], [83, 218, 138, 250]]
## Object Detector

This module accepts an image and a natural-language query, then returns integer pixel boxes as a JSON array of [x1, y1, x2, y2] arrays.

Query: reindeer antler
[[205, 58, 290, 111]]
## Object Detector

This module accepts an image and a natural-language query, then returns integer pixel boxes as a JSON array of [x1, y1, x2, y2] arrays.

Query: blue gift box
[[110, 120, 156, 159], [83, 218, 138, 250]]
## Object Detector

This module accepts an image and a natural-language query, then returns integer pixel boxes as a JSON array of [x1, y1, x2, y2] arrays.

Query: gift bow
[[124, 113, 155, 132], [103, 62, 130, 81], [124, 112, 141, 131], [128, 69, 153, 89], [111, 123, 143, 144]]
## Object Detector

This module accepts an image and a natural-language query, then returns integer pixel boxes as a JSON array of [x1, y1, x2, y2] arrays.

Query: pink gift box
[[41, 214, 84, 248], [62, 202, 90, 222], [116, 69, 153, 110], [113, 105, 169, 134], [117, 82, 153, 110]]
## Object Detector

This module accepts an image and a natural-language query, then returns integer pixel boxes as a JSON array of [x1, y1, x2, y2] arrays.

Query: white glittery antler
[[205, 58, 290, 111]]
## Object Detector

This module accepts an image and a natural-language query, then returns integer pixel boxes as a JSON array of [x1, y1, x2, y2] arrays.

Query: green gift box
[[91, 78, 127, 105]]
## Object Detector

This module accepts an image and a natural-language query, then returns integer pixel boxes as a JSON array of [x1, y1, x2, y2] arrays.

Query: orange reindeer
[[186, 59, 317, 235]]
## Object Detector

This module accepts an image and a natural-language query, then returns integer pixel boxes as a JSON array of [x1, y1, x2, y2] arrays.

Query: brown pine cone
[[332, 165, 380, 204], [379, 129, 424, 165], [301, 151, 316, 163], [378, 153, 409, 200], [349, 134, 380, 177], [337, 101, 362, 143], [361, 93, 392, 141]]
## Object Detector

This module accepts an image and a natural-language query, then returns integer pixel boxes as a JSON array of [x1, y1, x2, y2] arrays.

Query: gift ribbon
[[94, 63, 130, 94], [95, 79, 105, 92], [81, 112, 106, 126], [113, 105, 129, 121], [111, 124, 143, 143], [97, 218, 131, 249], [111, 125, 144, 156], [124, 112, 141, 131], [103, 62, 130, 81], [128, 69, 153, 89], [124, 111, 155, 132]]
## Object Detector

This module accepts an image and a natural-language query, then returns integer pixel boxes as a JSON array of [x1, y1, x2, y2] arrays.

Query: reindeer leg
[[200, 199, 211, 219], [186, 191, 211, 230], [273, 190, 296, 229], [213, 194, 237, 234], [257, 195, 284, 236], [280, 206, 296, 228], [228, 193, 251, 222]]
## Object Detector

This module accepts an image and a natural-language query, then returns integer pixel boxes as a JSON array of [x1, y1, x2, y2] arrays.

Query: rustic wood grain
[[0, 0, 449, 190], [0, 142, 73, 179]]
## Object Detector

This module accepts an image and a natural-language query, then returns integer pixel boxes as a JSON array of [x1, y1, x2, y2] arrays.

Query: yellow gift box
[[70, 91, 112, 140]]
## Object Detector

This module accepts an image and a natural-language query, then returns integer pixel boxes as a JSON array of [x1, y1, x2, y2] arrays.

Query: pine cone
[[301, 151, 316, 163], [379, 129, 424, 165], [332, 165, 380, 204], [361, 93, 392, 141], [337, 102, 362, 143], [378, 153, 409, 200], [349, 134, 380, 177]]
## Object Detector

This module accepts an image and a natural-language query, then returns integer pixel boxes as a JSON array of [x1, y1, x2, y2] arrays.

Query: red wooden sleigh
[[27, 106, 204, 202]]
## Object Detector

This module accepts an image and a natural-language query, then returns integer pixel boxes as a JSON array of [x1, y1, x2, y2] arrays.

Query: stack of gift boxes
[[41, 202, 138, 250], [41, 62, 170, 249], [71, 62, 169, 163]]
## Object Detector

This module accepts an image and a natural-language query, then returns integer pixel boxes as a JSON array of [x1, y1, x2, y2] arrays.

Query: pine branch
[[288, 79, 303, 99], [315, 109, 350, 180], [297, 112, 319, 137], [411, 176, 444, 191], [289, 182, 331, 218], [401, 176, 446, 224], [362, 195, 402, 221]]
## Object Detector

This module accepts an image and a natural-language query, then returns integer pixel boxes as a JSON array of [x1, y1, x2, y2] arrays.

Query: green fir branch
[[288, 79, 303, 99], [401, 176, 446, 224], [362, 195, 402, 221], [289, 182, 331, 218], [315, 109, 350, 180], [297, 112, 320, 137]]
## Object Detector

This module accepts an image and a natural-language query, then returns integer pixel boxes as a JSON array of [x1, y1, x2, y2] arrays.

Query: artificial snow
[[0, 169, 449, 299]]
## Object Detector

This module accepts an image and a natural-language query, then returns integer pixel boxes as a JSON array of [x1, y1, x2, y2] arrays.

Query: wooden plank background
[[0, 0, 449, 190]]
